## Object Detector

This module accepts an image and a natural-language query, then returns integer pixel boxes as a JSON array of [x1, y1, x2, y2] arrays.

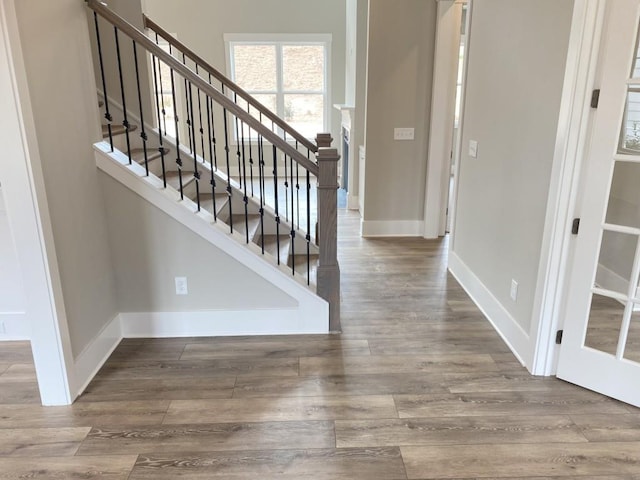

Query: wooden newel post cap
[[316, 133, 333, 148], [316, 148, 340, 162]]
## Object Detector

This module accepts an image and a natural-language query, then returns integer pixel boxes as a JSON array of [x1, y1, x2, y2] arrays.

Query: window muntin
[[226, 34, 330, 139]]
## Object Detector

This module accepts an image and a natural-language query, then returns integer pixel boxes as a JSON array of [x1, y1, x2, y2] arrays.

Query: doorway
[[424, 0, 469, 239]]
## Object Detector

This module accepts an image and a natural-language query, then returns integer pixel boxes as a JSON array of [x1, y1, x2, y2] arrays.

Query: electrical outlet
[[394, 128, 415, 141], [175, 277, 188, 295], [0, 321, 5, 334], [510, 279, 518, 301], [468, 140, 479, 158]]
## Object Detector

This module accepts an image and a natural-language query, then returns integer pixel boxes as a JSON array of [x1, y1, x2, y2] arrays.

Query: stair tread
[[131, 147, 169, 164], [102, 124, 138, 137], [165, 170, 196, 190], [197, 192, 229, 215], [231, 214, 261, 241], [258, 234, 291, 262], [289, 252, 319, 280]]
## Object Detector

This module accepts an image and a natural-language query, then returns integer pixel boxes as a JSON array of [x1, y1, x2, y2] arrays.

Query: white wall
[[143, 0, 346, 146], [14, 0, 119, 359], [450, 0, 574, 364], [362, 0, 437, 235], [100, 173, 297, 312]]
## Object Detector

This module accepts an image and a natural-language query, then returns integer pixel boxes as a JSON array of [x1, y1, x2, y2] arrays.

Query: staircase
[[87, 0, 340, 331]]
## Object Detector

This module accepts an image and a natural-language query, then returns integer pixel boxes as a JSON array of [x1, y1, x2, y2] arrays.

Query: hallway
[[0, 210, 638, 478]]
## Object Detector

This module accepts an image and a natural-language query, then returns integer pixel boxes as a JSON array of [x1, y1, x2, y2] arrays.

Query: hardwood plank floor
[[0, 210, 638, 479]]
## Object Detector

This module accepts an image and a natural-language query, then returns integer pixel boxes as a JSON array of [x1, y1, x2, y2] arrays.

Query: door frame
[[423, 0, 465, 239], [530, 0, 607, 375], [0, 0, 75, 405]]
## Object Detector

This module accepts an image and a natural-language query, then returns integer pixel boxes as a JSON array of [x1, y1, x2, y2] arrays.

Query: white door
[[557, 0, 640, 407]]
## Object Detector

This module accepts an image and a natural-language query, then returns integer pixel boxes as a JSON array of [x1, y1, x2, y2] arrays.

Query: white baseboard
[[347, 194, 359, 210], [73, 314, 122, 399], [448, 251, 532, 370], [120, 308, 327, 338], [361, 220, 425, 237], [0, 312, 29, 340]]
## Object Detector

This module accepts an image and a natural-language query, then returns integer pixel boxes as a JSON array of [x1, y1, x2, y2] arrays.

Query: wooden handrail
[[87, 0, 319, 176], [142, 14, 318, 154]]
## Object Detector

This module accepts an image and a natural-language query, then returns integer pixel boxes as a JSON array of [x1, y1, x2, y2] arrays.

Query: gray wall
[[363, 0, 437, 223], [143, 0, 346, 144], [88, 0, 155, 130], [100, 174, 297, 312], [14, 0, 119, 358], [452, 0, 574, 332]]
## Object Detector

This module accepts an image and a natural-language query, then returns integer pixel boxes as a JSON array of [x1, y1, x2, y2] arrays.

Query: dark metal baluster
[[290, 141, 296, 276], [183, 53, 194, 156], [205, 89, 218, 221], [241, 121, 249, 243], [132, 41, 149, 175], [296, 150, 301, 230], [154, 33, 168, 136], [257, 134, 266, 254], [93, 13, 113, 150], [221, 85, 233, 232], [114, 27, 132, 162], [196, 65, 206, 164], [187, 81, 200, 210], [208, 73, 218, 171], [247, 105, 254, 197], [273, 145, 281, 264], [151, 54, 167, 187], [234, 94, 242, 187], [168, 51, 184, 199], [283, 133, 289, 222], [306, 169, 311, 285]]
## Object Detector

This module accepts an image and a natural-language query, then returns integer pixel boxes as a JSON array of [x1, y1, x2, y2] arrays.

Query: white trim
[[529, 0, 606, 376], [0, 312, 29, 340], [73, 314, 122, 398], [223, 33, 333, 44], [0, 0, 74, 405], [448, 252, 530, 369], [121, 308, 327, 338], [94, 143, 329, 330], [424, 0, 462, 239], [360, 220, 425, 237], [447, 0, 473, 250], [347, 194, 359, 210]]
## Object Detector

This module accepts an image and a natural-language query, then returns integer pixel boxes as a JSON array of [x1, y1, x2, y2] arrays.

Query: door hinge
[[555, 329, 564, 344], [571, 218, 580, 235], [590, 89, 600, 108]]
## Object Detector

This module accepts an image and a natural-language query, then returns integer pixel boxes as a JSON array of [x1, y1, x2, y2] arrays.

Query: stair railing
[[86, 0, 340, 331], [142, 14, 318, 157]]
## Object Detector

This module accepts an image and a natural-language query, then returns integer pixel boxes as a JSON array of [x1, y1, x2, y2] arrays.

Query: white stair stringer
[[94, 141, 329, 335]]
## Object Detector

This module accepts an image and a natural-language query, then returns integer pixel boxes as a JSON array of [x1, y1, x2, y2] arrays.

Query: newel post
[[315, 133, 341, 332]]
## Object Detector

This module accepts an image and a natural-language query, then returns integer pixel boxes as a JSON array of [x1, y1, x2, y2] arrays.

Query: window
[[225, 34, 331, 139]]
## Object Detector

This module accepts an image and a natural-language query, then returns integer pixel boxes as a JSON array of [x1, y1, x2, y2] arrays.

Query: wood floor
[[1, 210, 639, 479]]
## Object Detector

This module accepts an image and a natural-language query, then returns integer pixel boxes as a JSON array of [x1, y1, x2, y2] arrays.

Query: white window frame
[[224, 33, 332, 140]]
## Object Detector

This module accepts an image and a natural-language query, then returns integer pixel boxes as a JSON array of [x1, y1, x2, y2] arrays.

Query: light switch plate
[[175, 277, 188, 295], [394, 128, 415, 141], [469, 140, 479, 158]]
